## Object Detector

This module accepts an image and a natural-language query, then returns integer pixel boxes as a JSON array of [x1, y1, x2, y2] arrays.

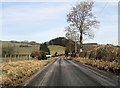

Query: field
[[2, 41, 66, 55], [83, 44, 98, 52], [1, 57, 57, 87], [48, 45, 66, 55]]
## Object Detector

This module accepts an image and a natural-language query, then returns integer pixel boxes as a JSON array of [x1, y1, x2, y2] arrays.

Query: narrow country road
[[24, 56, 119, 87]]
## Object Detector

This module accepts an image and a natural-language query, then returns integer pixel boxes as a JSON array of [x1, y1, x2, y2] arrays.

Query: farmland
[[48, 45, 66, 55], [1, 41, 66, 55]]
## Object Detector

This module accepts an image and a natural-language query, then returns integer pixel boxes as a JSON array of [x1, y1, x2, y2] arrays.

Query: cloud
[[1, 0, 120, 2], [2, 2, 71, 38], [2, 3, 71, 23], [2, 2, 118, 45]]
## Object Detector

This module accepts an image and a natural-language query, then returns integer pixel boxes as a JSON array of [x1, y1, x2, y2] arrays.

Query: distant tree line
[[10, 40, 37, 45]]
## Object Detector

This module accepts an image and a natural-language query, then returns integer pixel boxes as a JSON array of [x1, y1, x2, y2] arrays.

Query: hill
[[48, 37, 100, 52], [48, 45, 66, 55], [1, 41, 65, 56], [48, 37, 70, 47]]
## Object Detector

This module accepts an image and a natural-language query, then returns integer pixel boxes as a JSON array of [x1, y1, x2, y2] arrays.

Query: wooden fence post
[[5, 54, 7, 62], [18, 55, 19, 61], [10, 55, 11, 62], [29, 54, 30, 60], [15, 55, 16, 61], [26, 55, 27, 60]]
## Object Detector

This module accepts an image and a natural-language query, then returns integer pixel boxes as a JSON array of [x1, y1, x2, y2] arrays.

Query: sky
[[119, 1, 120, 46], [1, 0, 118, 45]]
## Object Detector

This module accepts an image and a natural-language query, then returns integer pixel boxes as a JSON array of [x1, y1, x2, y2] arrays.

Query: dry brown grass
[[80, 45, 120, 61], [72, 57, 120, 75], [1, 58, 56, 87]]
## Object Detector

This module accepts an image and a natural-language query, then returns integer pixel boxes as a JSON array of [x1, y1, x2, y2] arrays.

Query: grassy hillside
[[2, 41, 39, 55], [48, 37, 71, 47], [80, 45, 120, 61], [2, 41, 66, 55], [2, 41, 35, 47], [83, 44, 98, 52], [48, 45, 66, 55]]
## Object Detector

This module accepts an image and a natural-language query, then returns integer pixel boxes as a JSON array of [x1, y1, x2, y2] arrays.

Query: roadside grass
[[1, 57, 57, 87], [72, 57, 120, 75], [1, 57, 34, 62]]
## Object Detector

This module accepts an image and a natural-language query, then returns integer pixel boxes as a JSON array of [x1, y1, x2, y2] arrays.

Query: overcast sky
[[1, 0, 118, 45]]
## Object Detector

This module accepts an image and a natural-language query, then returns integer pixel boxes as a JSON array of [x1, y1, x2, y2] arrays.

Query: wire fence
[[1, 54, 33, 62], [1, 41, 40, 62]]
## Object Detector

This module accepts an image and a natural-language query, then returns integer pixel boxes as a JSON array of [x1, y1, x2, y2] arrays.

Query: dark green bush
[[44, 52, 50, 55], [39, 51, 46, 60], [40, 43, 50, 55]]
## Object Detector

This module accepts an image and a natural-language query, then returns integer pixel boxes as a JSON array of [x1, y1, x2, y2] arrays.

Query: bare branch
[[65, 0, 99, 51]]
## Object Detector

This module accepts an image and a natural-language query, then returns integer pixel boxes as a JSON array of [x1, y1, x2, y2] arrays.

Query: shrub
[[79, 45, 119, 62], [39, 51, 47, 60], [2, 46, 14, 57], [30, 51, 41, 58], [31, 51, 46, 60], [40, 43, 50, 55], [65, 49, 70, 56], [44, 52, 50, 55], [71, 51, 76, 57], [55, 52, 58, 56]]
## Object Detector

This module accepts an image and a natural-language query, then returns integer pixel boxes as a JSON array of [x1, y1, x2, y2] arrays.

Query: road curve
[[24, 56, 119, 87]]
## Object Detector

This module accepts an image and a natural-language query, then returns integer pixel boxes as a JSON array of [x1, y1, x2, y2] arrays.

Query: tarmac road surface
[[24, 56, 119, 87]]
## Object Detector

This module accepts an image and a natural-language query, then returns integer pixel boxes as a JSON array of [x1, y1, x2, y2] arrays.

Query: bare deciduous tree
[[65, 26, 79, 53], [66, 0, 99, 52]]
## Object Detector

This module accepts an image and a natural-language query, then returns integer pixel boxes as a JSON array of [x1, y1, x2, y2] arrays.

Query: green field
[[2, 41, 66, 56], [48, 45, 66, 55]]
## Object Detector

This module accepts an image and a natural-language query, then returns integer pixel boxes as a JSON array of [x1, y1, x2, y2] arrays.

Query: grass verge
[[1, 57, 57, 87], [71, 57, 120, 75], [1, 57, 34, 62]]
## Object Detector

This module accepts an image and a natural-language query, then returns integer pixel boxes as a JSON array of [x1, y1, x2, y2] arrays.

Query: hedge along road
[[24, 56, 119, 87]]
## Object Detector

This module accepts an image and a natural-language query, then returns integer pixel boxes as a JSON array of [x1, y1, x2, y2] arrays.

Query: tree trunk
[[80, 31, 83, 52], [70, 40, 72, 54], [75, 41, 77, 53]]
